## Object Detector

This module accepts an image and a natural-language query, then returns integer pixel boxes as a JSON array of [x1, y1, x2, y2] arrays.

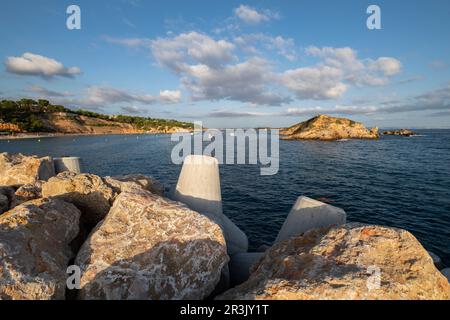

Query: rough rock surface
[[218, 224, 450, 300], [75, 189, 228, 300], [10, 181, 43, 208], [105, 173, 164, 195], [41, 172, 115, 226], [0, 194, 8, 214], [383, 129, 416, 136], [0, 186, 15, 214], [281, 115, 379, 141], [0, 153, 55, 186], [0, 198, 81, 300]]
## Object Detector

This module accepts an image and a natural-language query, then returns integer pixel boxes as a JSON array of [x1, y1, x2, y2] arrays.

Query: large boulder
[[41, 172, 115, 226], [218, 224, 450, 300], [0, 198, 81, 300], [105, 174, 164, 196], [75, 189, 229, 300], [10, 181, 43, 208], [0, 153, 55, 186]]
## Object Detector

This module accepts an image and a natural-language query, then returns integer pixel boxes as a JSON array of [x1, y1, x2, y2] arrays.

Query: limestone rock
[[218, 224, 450, 300], [75, 189, 229, 300], [383, 129, 416, 137], [10, 181, 43, 208], [0, 198, 81, 300], [41, 172, 115, 226], [281, 115, 379, 141], [105, 173, 164, 195], [0, 153, 55, 186]]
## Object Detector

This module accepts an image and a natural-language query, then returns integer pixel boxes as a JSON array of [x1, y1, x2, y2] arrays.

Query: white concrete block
[[53, 157, 82, 174], [275, 196, 346, 243], [172, 155, 248, 255], [172, 155, 222, 216], [441, 268, 450, 282], [229, 252, 264, 286], [428, 251, 443, 270]]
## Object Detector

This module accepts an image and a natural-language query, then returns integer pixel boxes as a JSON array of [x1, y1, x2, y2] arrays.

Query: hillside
[[281, 115, 379, 140], [0, 99, 193, 135]]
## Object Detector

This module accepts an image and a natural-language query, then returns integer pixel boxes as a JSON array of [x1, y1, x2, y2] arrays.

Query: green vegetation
[[0, 99, 193, 132]]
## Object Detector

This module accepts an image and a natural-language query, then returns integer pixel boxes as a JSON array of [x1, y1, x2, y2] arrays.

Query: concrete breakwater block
[[172, 155, 248, 255], [275, 196, 346, 243], [428, 251, 443, 270], [441, 268, 450, 282], [54, 157, 82, 174], [229, 252, 264, 286]]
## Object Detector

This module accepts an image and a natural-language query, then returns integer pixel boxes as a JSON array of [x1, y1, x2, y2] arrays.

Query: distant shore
[[0, 132, 167, 140]]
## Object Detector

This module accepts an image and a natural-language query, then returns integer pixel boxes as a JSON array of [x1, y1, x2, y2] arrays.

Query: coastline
[[0, 131, 184, 140]]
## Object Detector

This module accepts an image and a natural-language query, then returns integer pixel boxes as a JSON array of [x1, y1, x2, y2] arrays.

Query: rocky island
[[281, 115, 379, 141], [0, 152, 449, 300], [383, 129, 416, 137]]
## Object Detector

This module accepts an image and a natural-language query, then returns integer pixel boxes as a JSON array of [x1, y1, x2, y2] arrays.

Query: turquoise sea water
[[1, 130, 449, 266]]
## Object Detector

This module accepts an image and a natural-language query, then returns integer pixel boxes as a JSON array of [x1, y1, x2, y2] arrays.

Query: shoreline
[[0, 131, 182, 140]]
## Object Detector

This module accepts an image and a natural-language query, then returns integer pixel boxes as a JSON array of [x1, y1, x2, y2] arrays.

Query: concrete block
[[428, 251, 443, 270], [441, 268, 450, 282], [54, 157, 82, 174], [275, 196, 346, 243], [172, 155, 222, 216], [172, 155, 248, 255], [229, 252, 264, 286]]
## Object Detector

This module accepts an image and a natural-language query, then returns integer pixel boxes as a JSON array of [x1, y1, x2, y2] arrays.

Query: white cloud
[[108, 33, 402, 105], [281, 66, 347, 100], [234, 5, 279, 24], [159, 89, 181, 103], [151, 31, 235, 70], [369, 57, 402, 76], [234, 33, 297, 61], [181, 58, 290, 105], [5, 52, 81, 78], [82, 86, 182, 106], [151, 32, 289, 105], [306, 46, 401, 86]]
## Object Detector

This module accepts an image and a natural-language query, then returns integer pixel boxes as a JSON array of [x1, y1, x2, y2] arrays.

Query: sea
[[1, 129, 449, 266]]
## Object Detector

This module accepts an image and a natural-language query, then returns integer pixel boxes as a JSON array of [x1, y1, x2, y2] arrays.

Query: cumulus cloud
[[108, 32, 402, 105], [5, 52, 81, 78], [151, 31, 235, 70], [234, 5, 279, 24], [306, 46, 401, 86], [180, 58, 290, 105], [274, 46, 402, 100], [234, 33, 297, 61], [281, 66, 347, 100], [151, 32, 289, 105]]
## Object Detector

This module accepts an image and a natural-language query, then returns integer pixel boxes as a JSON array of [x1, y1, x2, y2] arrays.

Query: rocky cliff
[[281, 115, 379, 141]]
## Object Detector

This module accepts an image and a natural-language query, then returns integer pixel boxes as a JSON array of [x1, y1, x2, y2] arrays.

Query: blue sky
[[1, 0, 450, 128]]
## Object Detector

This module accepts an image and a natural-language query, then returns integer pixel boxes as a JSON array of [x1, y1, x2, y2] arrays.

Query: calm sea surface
[[1, 130, 449, 266]]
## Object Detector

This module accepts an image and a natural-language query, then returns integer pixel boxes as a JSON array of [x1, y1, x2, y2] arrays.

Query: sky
[[0, 0, 450, 128]]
